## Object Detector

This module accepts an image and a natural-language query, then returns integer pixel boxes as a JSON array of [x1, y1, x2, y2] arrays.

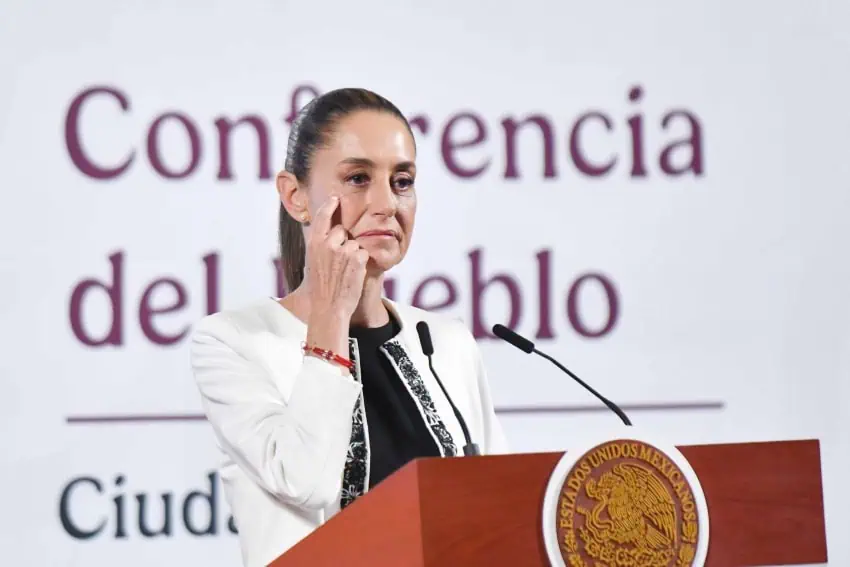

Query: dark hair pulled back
[[279, 87, 413, 293]]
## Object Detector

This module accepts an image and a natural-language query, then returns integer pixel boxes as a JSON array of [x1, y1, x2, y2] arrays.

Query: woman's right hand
[[303, 195, 369, 359]]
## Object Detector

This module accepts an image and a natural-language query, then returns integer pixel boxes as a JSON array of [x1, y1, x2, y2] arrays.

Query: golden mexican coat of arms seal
[[543, 434, 709, 567]]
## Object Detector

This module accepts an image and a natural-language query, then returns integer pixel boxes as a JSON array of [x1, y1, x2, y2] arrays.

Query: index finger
[[312, 195, 340, 237]]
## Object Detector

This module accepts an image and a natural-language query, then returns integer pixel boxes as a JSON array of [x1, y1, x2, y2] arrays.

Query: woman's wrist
[[305, 309, 351, 365]]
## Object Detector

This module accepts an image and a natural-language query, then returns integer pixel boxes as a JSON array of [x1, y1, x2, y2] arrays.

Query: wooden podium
[[269, 439, 827, 566]]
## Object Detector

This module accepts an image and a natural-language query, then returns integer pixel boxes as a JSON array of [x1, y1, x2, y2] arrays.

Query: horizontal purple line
[[65, 401, 724, 425], [66, 413, 207, 424], [496, 401, 725, 414]]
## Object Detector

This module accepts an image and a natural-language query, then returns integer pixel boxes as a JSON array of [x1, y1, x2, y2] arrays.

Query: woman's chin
[[366, 250, 404, 274]]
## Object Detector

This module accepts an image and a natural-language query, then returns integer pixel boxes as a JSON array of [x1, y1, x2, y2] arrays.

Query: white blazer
[[189, 297, 509, 567]]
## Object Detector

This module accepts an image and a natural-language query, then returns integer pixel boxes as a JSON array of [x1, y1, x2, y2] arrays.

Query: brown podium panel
[[270, 439, 827, 567], [679, 440, 827, 566]]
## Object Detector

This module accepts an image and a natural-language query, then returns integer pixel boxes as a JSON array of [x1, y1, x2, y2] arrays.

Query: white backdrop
[[2, 1, 849, 565]]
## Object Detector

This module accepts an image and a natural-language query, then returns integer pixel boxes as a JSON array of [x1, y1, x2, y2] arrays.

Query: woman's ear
[[276, 170, 310, 223]]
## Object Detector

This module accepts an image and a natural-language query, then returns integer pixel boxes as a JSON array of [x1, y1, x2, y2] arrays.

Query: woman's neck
[[350, 274, 389, 327]]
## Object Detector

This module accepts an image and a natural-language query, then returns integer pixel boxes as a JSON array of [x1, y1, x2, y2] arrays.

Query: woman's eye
[[347, 173, 369, 185], [394, 176, 414, 190]]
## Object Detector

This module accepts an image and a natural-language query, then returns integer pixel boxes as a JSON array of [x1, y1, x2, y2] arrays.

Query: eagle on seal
[[580, 462, 678, 551]]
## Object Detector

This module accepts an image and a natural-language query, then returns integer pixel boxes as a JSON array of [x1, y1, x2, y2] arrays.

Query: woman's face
[[304, 110, 417, 274]]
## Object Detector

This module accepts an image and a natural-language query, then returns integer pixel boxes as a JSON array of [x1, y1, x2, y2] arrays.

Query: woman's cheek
[[398, 193, 417, 214], [340, 192, 368, 228]]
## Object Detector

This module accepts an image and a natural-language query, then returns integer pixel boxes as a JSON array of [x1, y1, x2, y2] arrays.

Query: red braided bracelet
[[301, 342, 354, 371]]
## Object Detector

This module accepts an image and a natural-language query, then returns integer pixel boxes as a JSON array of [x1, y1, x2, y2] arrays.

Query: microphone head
[[416, 321, 435, 356], [492, 324, 535, 354]]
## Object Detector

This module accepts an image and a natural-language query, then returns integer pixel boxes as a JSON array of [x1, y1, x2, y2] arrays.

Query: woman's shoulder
[[387, 300, 478, 351], [190, 297, 304, 348]]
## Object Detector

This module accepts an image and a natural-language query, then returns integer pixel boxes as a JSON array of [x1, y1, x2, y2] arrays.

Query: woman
[[190, 87, 508, 567]]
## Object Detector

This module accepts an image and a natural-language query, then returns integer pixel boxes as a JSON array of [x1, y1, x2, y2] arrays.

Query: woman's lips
[[356, 230, 398, 239]]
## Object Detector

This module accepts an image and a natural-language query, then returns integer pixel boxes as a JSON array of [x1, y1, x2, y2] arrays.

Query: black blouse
[[349, 314, 442, 489]]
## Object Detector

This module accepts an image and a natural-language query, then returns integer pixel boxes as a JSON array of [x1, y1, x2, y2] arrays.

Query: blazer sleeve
[[189, 313, 362, 511]]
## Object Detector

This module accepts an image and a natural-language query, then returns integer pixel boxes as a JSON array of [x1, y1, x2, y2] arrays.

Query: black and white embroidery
[[339, 335, 458, 510], [381, 340, 457, 457], [340, 339, 369, 510]]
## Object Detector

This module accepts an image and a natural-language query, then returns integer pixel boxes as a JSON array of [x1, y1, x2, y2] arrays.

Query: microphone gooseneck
[[492, 324, 632, 426], [415, 321, 481, 456]]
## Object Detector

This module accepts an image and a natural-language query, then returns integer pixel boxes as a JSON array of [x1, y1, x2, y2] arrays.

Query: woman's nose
[[370, 179, 398, 216]]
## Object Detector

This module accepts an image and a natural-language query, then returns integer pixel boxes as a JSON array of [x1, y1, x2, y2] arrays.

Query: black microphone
[[492, 324, 632, 426], [415, 321, 481, 456]]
